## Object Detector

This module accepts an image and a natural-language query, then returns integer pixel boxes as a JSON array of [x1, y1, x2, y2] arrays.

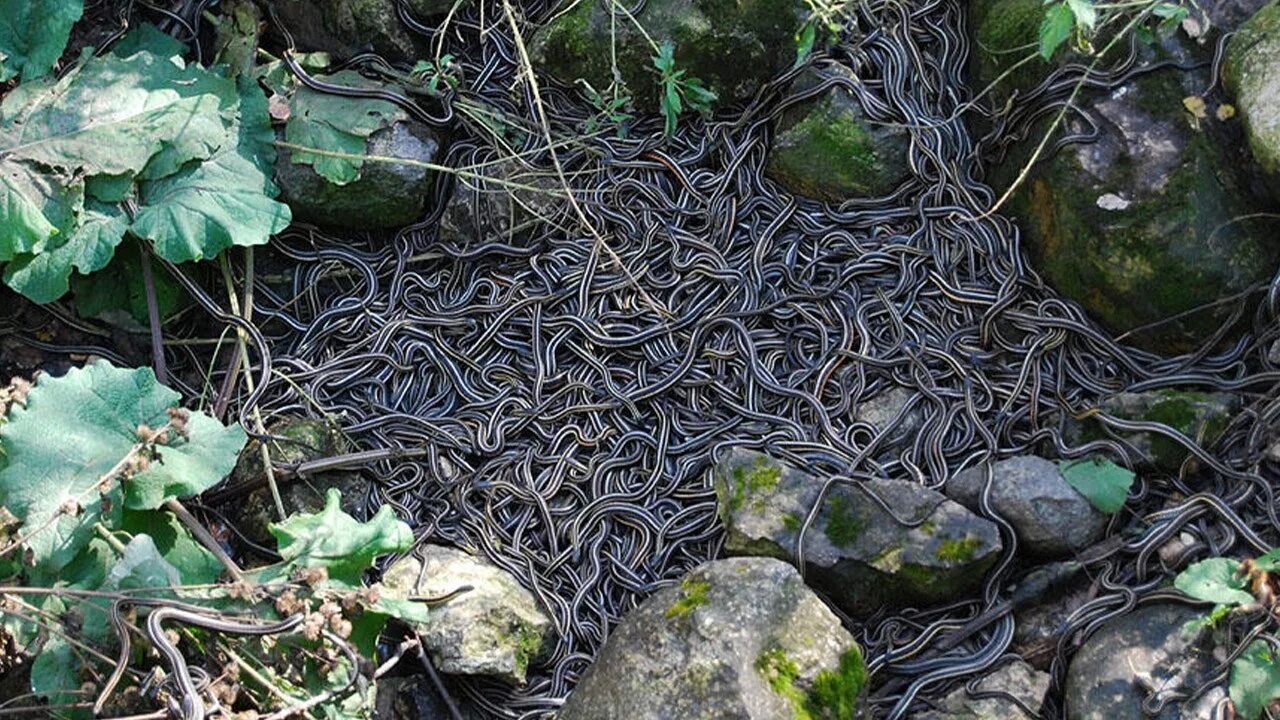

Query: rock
[[276, 119, 442, 229], [267, 0, 420, 62], [766, 66, 912, 202], [1068, 390, 1239, 471], [437, 159, 561, 246], [405, 0, 470, 17], [715, 449, 1002, 617], [558, 557, 866, 720], [970, 0, 1280, 354], [1225, 2, 1280, 198], [531, 0, 808, 112], [1065, 604, 1221, 720], [918, 660, 1049, 720], [227, 416, 367, 548], [382, 545, 552, 684], [947, 456, 1107, 557], [1013, 584, 1091, 670]]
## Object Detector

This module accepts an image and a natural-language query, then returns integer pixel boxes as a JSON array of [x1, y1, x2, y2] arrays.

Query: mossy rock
[[714, 449, 1001, 617], [267, 0, 422, 61], [1068, 390, 1239, 471], [766, 67, 911, 202], [1001, 64, 1280, 353], [968, 0, 1064, 103], [530, 0, 808, 112], [1225, 1, 1280, 198], [558, 557, 866, 720]]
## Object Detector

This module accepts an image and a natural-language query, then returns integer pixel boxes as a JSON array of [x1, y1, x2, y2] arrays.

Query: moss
[[512, 626, 543, 679], [730, 457, 783, 514], [756, 646, 865, 720], [919, 519, 936, 536], [936, 535, 982, 563], [767, 96, 887, 201], [1225, 3, 1280, 176], [781, 512, 803, 533], [665, 576, 711, 619], [823, 493, 862, 548]]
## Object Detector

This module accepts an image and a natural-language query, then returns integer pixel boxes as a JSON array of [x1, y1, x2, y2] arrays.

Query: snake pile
[[15, 0, 1280, 717]]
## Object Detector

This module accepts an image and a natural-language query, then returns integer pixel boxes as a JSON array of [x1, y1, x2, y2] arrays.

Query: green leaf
[[1059, 457, 1134, 513], [0, 362, 246, 572], [3, 199, 127, 303], [1064, 0, 1096, 29], [0, 160, 81, 263], [795, 21, 818, 66], [283, 71, 404, 185], [1174, 557, 1253, 605], [110, 22, 187, 61], [1256, 548, 1280, 573], [1232, 640, 1280, 719], [103, 533, 181, 591], [120, 509, 224, 584], [0, 49, 237, 179], [70, 240, 184, 327], [0, 0, 83, 82], [1039, 3, 1074, 60], [269, 488, 414, 584], [652, 40, 676, 74], [30, 635, 82, 711]]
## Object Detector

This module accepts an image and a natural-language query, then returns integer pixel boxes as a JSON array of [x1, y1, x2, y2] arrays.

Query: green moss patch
[[756, 646, 866, 720], [665, 576, 712, 619], [824, 493, 862, 548], [730, 456, 783, 513], [936, 535, 982, 563]]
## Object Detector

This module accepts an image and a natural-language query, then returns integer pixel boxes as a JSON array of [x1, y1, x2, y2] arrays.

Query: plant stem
[[138, 243, 169, 386], [164, 498, 244, 582], [93, 523, 128, 554]]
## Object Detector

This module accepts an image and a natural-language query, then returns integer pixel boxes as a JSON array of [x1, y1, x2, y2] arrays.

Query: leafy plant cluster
[[0, 9, 291, 308], [1038, 0, 1191, 60], [0, 362, 426, 718], [1174, 552, 1280, 718]]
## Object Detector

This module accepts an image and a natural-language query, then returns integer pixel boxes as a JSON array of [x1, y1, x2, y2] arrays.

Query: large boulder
[[558, 557, 866, 720], [766, 66, 912, 203], [946, 456, 1108, 557], [714, 449, 1002, 617], [437, 159, 561, 246], [1065, 604, 1223, 720], [970, 0, 1280, 354], [531, 0, 808, 111], [382, 545, 553, 684], [267, 0, 420, 61], [1225, 2, 1280, 198]]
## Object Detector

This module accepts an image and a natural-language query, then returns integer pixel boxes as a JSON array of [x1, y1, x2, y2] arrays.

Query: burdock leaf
[[0, 0, 83, 82], [283, 71, 404, 185], [1231, 640, 1280, 719], [269, 488, 414, 584], [1059, 457, 1134, 513], [0, 362, 246, 572], [1174, 557, 1253, 606]]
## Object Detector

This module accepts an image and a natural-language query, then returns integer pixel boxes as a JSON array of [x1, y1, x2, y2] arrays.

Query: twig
[[415, 633, 466, 720], [164, 497, 244, 582], [138, 241, 169, 386]]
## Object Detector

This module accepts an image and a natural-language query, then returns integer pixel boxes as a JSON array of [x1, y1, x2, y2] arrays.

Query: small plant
[[651, 41, 717, 137], [796, 0, 852, 66], [409, 54, 461, 95], [1038, 0, 1190, 60], [1174, 550, 1280, 718], [580, 81, 634, 138]]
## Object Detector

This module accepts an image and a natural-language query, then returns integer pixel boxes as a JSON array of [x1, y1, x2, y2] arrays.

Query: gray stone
[[854, 386, 922, 440], [1067, 391, 1239, 471], [947, 456, 1107, 557], [766, 66, 912, 203], [715, 449, 1002, 617], [382, 545, 552, 684], [1225, 2, 1280, 198], [267, 0, 421, 62], [1065, 604, 1221, 720], [919, 660, 1049, 720], [438, 159, 562, 246], [276, 120, 442, 230], [1013, 584, 1091, 670], [531, 0, 808, 112], [374, 676, 483, 720], [558, 557, 866, 720]]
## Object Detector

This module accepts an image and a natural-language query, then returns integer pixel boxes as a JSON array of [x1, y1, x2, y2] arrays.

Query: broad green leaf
[[30, 634, 82, 712], [1059, 457, 1134, 513], [110, 22, 187, 61], [1256, 548, 1280, 573], [0, 49, 237, 179], [70, 240, 184, 327], [1174, 557, 1253, 605], [1065, 0, 1096, 30], [1232, 640, 1280, 719], [132, 78, 290, 263], [284, 71, 404, 185], [0, 159, 81, 262], [0, 0, 83, 82], [103, 533, 181, 591], [4, 199, 127, 303], [120, 508, 224, 585], [85, 173, 135, 203], [270, 488, 414, 584], [795, 21, 817, 66], [1039, 3, 1074, 60], [0, 362, 246, 572]]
